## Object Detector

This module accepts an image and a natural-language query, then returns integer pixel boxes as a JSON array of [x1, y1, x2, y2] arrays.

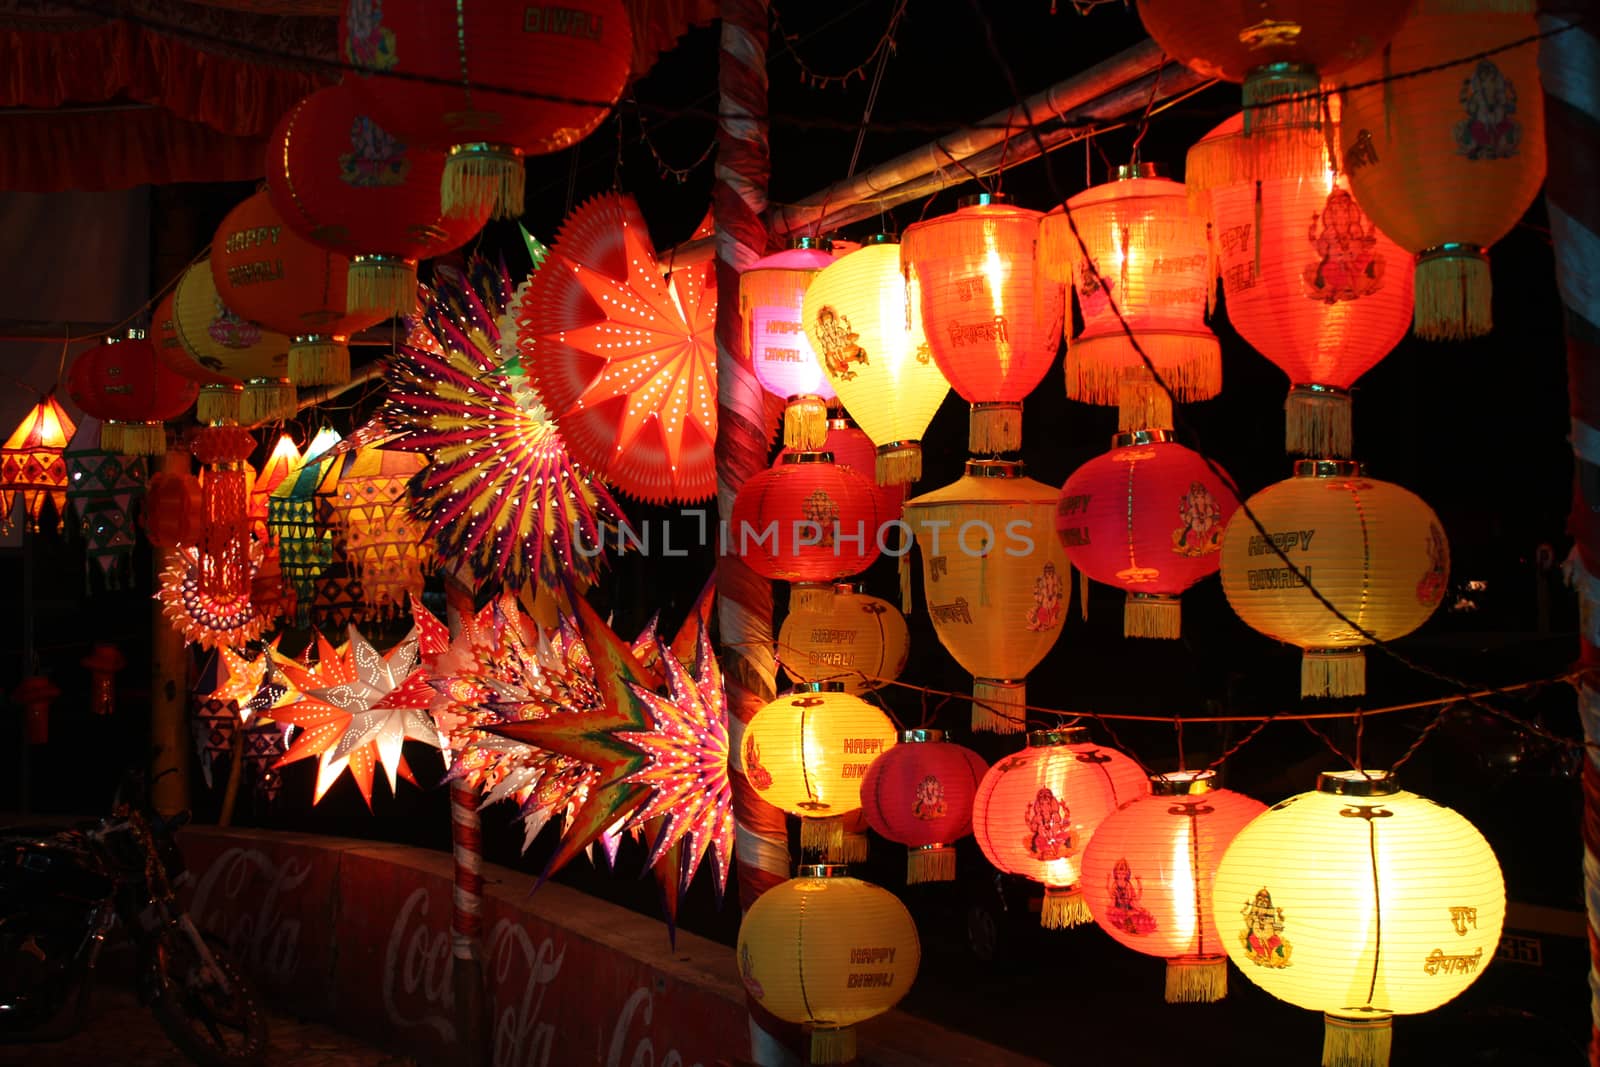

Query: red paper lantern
[[211, 190, 388, 386], [80, 643, 127, 717], [901, 195, 1064, 453], [859, 729, 989, 884], [1056, 429, 1239, 639], [67, 334, 198, 457], [144, 465, 204, 548], [782, 416, 906, 522], [1196, 112, 1413, 457], [11, 675, 58, 745], [1080, 770, 1267, 1003], [190, 426, 258, 602], [266, 84, 492, 317], [340, 0, 632, 220], [729, 452, 881, 596], [971, 727, 1150, 928]]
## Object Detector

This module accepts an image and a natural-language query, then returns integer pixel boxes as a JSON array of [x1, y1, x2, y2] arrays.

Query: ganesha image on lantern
[[340, 116, 411, 188], [1106, 857, 1158, 936], [1303, 187, 1386, 305], [813, 305, 868, 381], [912, 774, 946, 821], [1025, 561, 1064, 632], [1455, 59, 1521, 161], [1416, 522, 1449, 607], [1240, 887, 1292, 968], [1172, 480, 1224, 558], [207, 299, 262, 351], [1024, 786, 1076, 861], [739, 941, 764, 1001]]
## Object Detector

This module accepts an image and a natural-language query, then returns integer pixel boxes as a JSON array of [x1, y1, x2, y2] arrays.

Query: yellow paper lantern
[[1039, 165, 1219, 430], [1338, 4, 1546, 340], [778, 583, 910, 694], [742, 682, 899, 856], [736, 864, 921, 1065], [1213, 770, 1505, 1067], [904, 459, 1069, 733], [171, 260, 294, 425], [801, 238, 950, 485], [321, 446, 432, 615], [1220, 460, 1447, 698]]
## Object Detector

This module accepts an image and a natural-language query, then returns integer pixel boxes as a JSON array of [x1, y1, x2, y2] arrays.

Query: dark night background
[[0, 3, 1586, 1064]]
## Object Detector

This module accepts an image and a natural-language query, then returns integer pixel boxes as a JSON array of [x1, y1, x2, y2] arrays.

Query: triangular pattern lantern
[[901, 195, 1065, 454], [971, 727, 1150, 928], [1338, 3, 1546, 340], [778, 583, 909, 694], [65, 417, 147, 589], [1195, 112, 1414, 458], [268, 426, 341, 626], [1056, 429, 1238, 639], [165, 262, 296, 426], [802, 238, 949, 486], [0, 393, 75, 533], [859, 729, 988, 884], [739, 238, 838, 450], [66, 332, 197, 456], [1213, 770, 1504, 1067], [905, 460, 1069, 734], [1080, 770, 1267, 1003], [1220, 460, 1448, 698], [321, 445, 432, 616], [1039, 166, 1219, 431]]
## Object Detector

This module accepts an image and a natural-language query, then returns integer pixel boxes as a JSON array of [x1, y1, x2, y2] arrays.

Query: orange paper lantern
[[901, 194, 1065, 453], [0, 393, 75, 533], [778, 582, 909, 694], [1338, 6, 1547, 340]]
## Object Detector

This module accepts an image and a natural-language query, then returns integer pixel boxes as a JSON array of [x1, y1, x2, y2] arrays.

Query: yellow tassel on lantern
[[101, 420, 167, 457], [288, 336, 352, 387], [240, 379, 296, 427], [348, 255, 419, 317], [1124, 593, 1182, 639], [782, 395, 829, 450], [1284, 384, 1353, 459], [968, 402, 1023, 455], [196, 383, 243, 426], [1166, 956, 1228, 1004], [908, 844, 956, 884], [800, 815, 846, 860], [442, 142, 526, 221], [1414, 245, 1492, 341], [1041, 885, 1092, 929]]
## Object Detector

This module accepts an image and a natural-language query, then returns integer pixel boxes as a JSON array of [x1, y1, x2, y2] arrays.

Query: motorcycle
[[0, 767, 268, 1064]]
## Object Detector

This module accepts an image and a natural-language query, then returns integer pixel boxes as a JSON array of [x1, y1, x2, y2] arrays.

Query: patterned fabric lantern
[[1220, 460, 1448, 698], [742, 682, 898, 857], [1214, 770, 1504, 1067], [802, 237, 949, 486], [1039, 166, 1218, 430], [1056, 429, 1238, 639], [902, 194, 1064, 453], [340, 0, 632, 220], [0, 393, 75, 533], [1339, 5, 1546, 340], [904, 460, 1069, 734], [65, 418, 147, 589], [268, 426, 340, 626], [169, 261, 296, 426], [254, 433, 301, 511], [736, 865, 921, 1065], [971, 726, 1150, 928], [1196, 112, 1414, 458], [211, 190, 388, 385], [266, 84, 492, 317], [729, 452, 880, 608], [859, 729, 988, 884], [778, 582, 909, 693], [740, 238, 838, 449], [144, 462, 203, 549], [66, 333, 197, 455], [321, 445, 431, 614], [1081, 770, 1267, 1003]]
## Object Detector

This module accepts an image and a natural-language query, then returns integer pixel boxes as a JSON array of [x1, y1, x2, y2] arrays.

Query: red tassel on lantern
[[80, 643, 126, 717], [190, 426, 257, 602]]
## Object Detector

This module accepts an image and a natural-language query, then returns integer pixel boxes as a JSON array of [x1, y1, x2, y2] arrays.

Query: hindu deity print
[[1025, 787, 1076, 861], [1172, 480, 1224, 558], [1417, 522, 1449, 607], [1105, 858, 1158, 936], [1075, 258, 1115, 325], [1303, 188, 1386, 304], [803, 488, 839, 547], [744, 733, 773, 791], [343, 0, 397, 72], [1241, 888, 1292, 968], [813, 305, 868, 380], [912, 775, 947, 821], [739, 941, 764, 1000], [1455, 60, 1522, 161], [340, 116, 411, 187], [1025, 561, 1064, 631], [207, 298, 261, 351]]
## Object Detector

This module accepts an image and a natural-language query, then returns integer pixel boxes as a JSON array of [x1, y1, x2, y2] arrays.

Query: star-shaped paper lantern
[[515, 193, 719, 504], [1, 393, 76, 533], [159, 543, 270, 650]]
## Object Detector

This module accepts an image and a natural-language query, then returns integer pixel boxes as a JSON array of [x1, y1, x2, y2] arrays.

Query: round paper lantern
[[1213, 770, 1504, 1067], [1196, 112, 1414, 457], [740, 237, 838, 449], [904, 460, 1069, 734], [782, 416, 906, 523], [1039, 165, 1218, 430], [168, 261, 296, 426], [152, 290, 242, 426], [729, 452, 881, 600], [1056, 429, 1238, 639], [1339, 6, 1546, 340], [340, 0, 632, 220], [1080, 770, 1267, 1002], [901, 194, 1064, 453], [859, 729, 988, 884], [971, 727, 1150, 927], [211, 190, 388, 386], [1220, 460, 1448, 698], [67, 334, 198, 456], [266, 84, 492, 317], [736, 865, 921, 1065], [801, 238, 950, 486], [778, 582, 909, 694], [742, 682, 898, 855]]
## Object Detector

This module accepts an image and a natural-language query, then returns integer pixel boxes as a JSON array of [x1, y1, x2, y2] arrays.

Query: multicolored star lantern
[[514, 193, 719, 505], [159, 542, 270, 650]]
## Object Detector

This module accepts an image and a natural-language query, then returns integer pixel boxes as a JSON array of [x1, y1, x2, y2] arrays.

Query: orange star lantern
[[901, 194, 1064, 453], [0, 393, 75, 533]]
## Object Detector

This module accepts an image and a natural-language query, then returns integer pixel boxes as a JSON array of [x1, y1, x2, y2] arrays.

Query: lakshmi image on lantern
[[1240, 888, 1292, 968], [1172, 480, 1224, 557], [1025, 561, 1064, 631], [1106, 857, 1158, 936], [1024, 786, 1076, 861]]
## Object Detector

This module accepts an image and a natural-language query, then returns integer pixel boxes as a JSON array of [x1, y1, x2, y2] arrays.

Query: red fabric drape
[[0, 106, 265, 191]]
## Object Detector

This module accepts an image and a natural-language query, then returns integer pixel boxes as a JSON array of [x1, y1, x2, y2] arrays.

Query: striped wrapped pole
[[443, 575, 487, 1066], [1542, 3, 1600, 1062]]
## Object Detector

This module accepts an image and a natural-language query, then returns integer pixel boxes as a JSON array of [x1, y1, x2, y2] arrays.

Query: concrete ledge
[[178, 827, 1046, 1067]]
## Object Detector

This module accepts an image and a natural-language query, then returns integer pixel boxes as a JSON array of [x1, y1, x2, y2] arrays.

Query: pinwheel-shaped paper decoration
[[321, 446, 431, 615], [1, 393, 75, 533], [514, 193, 719, 504], [384, 257, 621, 592], [65, 417, 147, 590], [159, 542, 270, 650], [267, 426, 341, 626]]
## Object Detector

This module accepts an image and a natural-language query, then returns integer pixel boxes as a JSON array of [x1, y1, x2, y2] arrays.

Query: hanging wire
[[1127, 56, 1164, 165], [774, 0, 908, 91], [845, 0, 911, 180]]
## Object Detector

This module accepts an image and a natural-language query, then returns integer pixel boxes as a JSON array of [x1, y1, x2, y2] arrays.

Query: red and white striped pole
[[1542, 3, 1600, 1062], [444, 575, 488, 1066], [713, 2, 803, 1062]]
